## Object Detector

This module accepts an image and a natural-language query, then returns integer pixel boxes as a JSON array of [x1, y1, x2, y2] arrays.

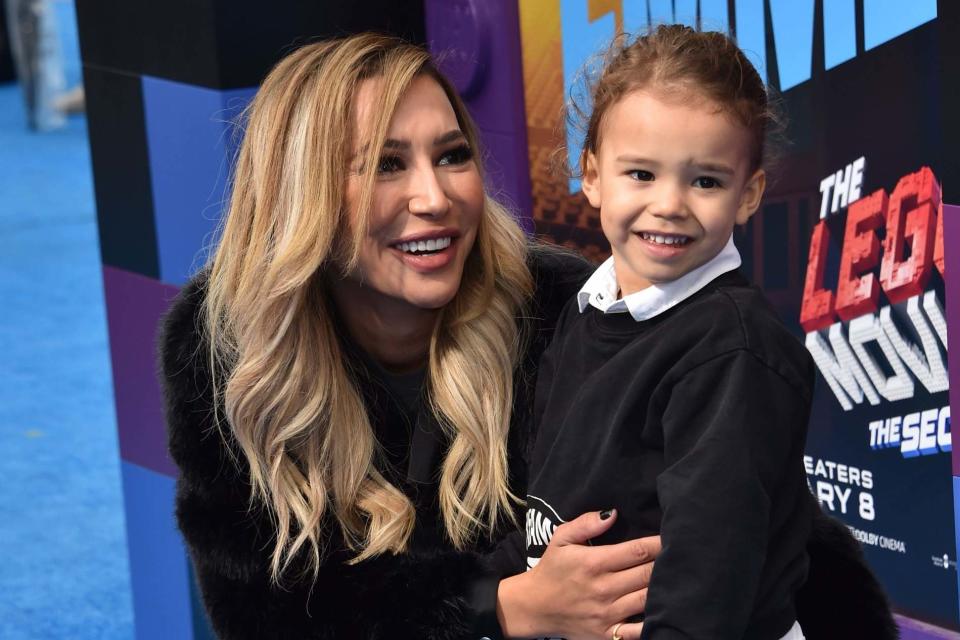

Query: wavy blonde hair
[[203, 34, 533, 581]]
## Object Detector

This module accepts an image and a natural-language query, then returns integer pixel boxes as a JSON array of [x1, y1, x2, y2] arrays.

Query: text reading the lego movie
[[799, 162, 948, 414]]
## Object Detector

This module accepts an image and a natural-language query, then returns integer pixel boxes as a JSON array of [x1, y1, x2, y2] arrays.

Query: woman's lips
[[391, 237, 457, 272]]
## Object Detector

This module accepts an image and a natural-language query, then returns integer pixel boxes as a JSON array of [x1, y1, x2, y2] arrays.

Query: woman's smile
[[388, 228, 460, 272]]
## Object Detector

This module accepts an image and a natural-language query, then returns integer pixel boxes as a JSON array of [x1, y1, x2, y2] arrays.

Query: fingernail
[[599, 509, 614, 520]]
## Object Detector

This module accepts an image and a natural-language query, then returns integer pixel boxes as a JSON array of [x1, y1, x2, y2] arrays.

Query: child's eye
[[438, 144, 473, 166], [627, 170, 654, 181], [694, 176, 722, 189], [377, 155, 405, 174]]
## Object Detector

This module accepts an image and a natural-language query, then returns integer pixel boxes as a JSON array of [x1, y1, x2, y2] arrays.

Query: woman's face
[[342, 74, 484, 312]]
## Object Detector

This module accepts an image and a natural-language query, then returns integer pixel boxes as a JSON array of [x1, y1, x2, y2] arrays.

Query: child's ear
[[735, 168, 766, 225], [581, 152, 602, 209]]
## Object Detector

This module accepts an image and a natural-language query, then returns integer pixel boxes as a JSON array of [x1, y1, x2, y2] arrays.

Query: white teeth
[[395, 236, 452, 254], [641, 232, 688, 246]]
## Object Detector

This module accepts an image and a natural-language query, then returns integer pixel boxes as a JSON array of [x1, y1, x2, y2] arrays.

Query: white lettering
[[848, 313, 914, 402], [806, 325, 880, 411]]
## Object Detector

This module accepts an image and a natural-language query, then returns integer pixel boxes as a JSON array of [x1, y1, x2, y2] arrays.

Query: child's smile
[[635, 231, 692, 256], [581, 89, 766, 296]]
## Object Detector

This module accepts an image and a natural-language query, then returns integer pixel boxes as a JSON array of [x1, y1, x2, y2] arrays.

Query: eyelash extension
[[440, 143, 473, 165], [377, 155, 404, 173]]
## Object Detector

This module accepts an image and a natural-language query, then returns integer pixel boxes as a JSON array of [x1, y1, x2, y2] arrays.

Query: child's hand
[[496, 509, 660, 640]]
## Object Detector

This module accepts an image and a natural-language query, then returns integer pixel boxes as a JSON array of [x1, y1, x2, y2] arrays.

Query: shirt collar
[[577, 235, 742, 322]]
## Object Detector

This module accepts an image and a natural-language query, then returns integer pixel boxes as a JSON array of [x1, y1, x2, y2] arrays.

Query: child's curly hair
[[573, 24, 786, 176]]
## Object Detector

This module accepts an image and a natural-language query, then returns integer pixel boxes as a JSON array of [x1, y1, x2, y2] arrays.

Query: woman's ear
[[735, 168, 766, 225], [581, 152, 603, 209]]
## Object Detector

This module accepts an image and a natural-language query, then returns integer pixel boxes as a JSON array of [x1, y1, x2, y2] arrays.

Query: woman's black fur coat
[[159, 249, 897, 639]]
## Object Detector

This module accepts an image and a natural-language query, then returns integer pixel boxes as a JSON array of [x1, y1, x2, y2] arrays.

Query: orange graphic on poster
[[519, 0, 613, 262]]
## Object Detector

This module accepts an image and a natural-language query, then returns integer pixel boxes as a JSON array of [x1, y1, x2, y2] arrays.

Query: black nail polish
[[599, 509, 614, 520]]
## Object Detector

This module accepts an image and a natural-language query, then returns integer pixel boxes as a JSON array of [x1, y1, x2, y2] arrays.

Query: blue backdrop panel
[[121, 461, 194, 640], [823, 0, 857, 70], [864, 0, 938, 51], [142, 76, 256, 286], [768, 1, 816, 90], [733, 0, 768, 85]]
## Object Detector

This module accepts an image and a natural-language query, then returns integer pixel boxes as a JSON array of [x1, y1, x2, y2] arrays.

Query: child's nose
[[649, 185, 687, 219]]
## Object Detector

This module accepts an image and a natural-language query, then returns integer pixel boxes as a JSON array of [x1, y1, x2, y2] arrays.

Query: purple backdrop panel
[[425, 0, 534, 223], [896, 612, 960, 639], [104, 266, 180, 478], [481, 129, 534, 232], [944, 205, 960, 475], [142, 75, 257, 287], [122, 460, 194, 640]]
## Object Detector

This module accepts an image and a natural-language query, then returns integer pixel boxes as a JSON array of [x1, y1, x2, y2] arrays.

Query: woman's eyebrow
[[434, 130, 466, 145], [356, 130, 465, 156], [383, 139, 410, 150]]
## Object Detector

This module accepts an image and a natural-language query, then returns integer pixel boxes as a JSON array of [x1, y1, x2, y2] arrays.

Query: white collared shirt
[[577, 235, 742, 322]]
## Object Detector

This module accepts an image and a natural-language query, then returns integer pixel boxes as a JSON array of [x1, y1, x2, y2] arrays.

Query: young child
[[525, 26, 813, 639]]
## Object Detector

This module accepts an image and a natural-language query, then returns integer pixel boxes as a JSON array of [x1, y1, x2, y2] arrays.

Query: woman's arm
[[161, 275, 659, 640]]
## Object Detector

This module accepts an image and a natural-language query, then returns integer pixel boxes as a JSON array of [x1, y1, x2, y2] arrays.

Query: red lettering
[[800, 220, 836, 331], [933, 200, 945, 279], [879, 167, 939, 304], [835, 189, 885, 321], [799, 166, 945, 330]]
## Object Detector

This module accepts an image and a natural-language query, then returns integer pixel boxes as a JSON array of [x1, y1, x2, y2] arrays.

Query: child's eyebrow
[[615, 155, 660, 165], [692, 162, 735, 175]]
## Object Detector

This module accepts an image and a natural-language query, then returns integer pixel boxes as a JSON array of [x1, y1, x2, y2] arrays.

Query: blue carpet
[[0, 12, 135, 638]]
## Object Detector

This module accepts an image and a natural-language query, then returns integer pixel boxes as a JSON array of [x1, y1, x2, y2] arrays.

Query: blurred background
[[0, 0, 134, 638]]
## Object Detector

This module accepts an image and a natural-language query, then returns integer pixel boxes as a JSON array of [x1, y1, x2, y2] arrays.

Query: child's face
[[582, 89, 766, 296]]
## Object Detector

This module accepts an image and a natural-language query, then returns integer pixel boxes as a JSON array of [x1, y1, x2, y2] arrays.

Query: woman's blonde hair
[[203, 33, 532, 581]]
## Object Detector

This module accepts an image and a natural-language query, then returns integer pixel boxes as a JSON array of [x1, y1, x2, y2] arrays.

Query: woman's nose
[[408, 166, 450, 217]]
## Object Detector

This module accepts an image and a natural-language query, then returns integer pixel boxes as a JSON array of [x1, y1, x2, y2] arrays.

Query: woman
[[161, 33, 656, 640], [160, 33, 896, 640]]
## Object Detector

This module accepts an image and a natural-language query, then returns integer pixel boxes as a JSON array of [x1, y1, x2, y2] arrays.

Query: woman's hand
[[496, 509, 660, 640]]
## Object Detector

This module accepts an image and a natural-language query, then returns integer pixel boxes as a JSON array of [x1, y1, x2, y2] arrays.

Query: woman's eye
[[628, 170, 654, 182], [694, 176, 722, 189], [438, 144, 473, 166], [377, 155, 405, 174]]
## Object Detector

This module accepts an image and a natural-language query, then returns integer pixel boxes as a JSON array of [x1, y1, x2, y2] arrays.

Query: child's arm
[[641, 349, 812, 640]]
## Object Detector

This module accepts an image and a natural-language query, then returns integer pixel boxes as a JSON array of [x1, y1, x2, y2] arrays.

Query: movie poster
[[519, 0, 956, 630]]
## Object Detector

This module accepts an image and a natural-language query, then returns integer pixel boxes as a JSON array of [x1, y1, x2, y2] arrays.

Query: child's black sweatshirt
[[526, 269, 814, 640]]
